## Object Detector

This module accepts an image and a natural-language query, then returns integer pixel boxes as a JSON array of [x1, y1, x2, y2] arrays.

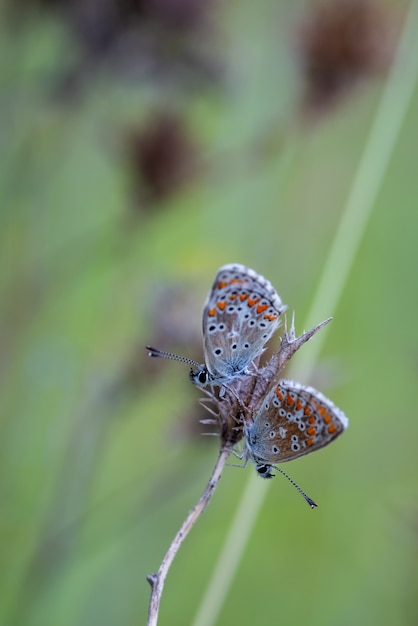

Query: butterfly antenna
[[146, 346, 201, 368], [273, 465, 318, 509]]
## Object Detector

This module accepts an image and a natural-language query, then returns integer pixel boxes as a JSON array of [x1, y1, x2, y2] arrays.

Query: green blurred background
[[2, 0, 418, 624]]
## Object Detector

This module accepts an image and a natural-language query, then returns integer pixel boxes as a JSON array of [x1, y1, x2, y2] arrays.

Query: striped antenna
[[273, 465, 318, 509], [146, 346, 201, 368]]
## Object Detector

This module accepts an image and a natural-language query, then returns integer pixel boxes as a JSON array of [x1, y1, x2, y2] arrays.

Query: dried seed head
[[298, 0, 393, 113], [127, 112, 199, 204]]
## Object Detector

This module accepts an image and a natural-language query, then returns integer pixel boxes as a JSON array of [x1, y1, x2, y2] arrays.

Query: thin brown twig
[[146, 446, 231, 626]]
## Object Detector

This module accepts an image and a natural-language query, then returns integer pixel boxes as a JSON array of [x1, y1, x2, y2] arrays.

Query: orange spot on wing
[[248, 297, 260, 307], [286, 393, 294, 407], [304, 406, 313, 418], [321, 409, 332, 424], [263, 314, 278, 321], [308, 415, 316, 424], [230, 278, 247, 285], [239, 293, 249, 301], [306, 426, 316, 436], [295, 399, 303, 411], [229, 294, 237, 300], [275, 387, 284, 401], [256, 304, 269, 314], [306, 437, 314, 446], [217, 301, 226, 310], [208, 308, 216, 317], [327, 423, 337, 434], [217, 281, 228, 289]]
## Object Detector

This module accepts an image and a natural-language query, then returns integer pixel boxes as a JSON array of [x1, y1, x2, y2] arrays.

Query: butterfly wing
[[202, 264, 286, 381], [246, 379, 348, 465]]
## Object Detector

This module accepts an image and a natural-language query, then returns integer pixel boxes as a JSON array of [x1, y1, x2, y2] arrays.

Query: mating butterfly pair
[[147, 263, 348, 507]]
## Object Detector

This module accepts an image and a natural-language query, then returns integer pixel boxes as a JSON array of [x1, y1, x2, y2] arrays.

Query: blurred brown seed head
[[298, 0, 393, 113], [127, 111, 200, 204], [118, 0, 214, 31]]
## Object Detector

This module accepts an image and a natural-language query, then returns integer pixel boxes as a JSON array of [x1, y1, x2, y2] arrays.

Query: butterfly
[[147, 263, 287, 391], [243, 378, 349, 507]]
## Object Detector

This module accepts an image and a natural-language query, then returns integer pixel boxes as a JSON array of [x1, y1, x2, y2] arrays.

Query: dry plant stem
[[146, 446, 231, 626], [249, 316, 332, 409]]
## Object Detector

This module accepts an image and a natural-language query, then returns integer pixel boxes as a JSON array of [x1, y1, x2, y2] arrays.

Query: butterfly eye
[[190, 366, 209, 386], [256, 464, 272, 477]]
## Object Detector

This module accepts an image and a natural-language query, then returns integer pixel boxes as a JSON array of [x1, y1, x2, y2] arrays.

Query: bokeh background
[[2, 0, 418, 624]]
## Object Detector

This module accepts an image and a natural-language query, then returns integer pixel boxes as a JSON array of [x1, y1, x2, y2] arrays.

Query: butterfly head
[[189, 364, 211, 387]]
